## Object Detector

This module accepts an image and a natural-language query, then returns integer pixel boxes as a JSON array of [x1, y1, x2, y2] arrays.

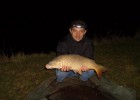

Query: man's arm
[[56, 41, 71, 71], [85, 40, 94, 60], [56, 42, 68, 56]]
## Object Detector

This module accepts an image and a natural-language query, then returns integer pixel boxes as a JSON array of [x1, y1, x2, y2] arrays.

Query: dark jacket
[[57, 34, 94, 59]]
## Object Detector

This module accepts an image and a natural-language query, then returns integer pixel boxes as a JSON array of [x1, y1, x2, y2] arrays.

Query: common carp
[[45, 54, 108, 79]]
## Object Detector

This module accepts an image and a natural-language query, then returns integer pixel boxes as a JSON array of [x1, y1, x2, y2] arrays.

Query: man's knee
[[79, 70, 95, 81], [88, 70, 95, 76]]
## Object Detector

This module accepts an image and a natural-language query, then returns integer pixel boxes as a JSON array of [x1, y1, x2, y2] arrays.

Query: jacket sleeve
[[84, 40, 94, 60], [56, 41, 68, 56]]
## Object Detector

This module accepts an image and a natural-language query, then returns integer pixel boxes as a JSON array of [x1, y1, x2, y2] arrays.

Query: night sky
[[1, 4, 140, 56]]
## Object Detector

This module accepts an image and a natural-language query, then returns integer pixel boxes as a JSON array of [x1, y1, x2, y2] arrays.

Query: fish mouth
[[45, 65, 51, 69], [46, 67, 52, 69]]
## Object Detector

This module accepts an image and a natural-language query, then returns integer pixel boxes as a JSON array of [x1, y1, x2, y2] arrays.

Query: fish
[[45, 54, 108, 79]]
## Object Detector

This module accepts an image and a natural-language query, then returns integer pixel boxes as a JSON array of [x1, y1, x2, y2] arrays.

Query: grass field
[[0, 36, 140, 100]]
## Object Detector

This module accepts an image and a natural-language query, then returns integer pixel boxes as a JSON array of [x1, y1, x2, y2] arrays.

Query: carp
[[45, 54, 108, 79]]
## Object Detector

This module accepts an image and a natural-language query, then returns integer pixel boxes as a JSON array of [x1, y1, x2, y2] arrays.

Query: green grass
[[0, 37, 140, 100], [94, 37, 140, 99], [0, 52, 56, 100]]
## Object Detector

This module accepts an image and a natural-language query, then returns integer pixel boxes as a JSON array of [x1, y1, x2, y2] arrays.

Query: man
[[26, 20, 97, 100], [56, 20, 95, 82]]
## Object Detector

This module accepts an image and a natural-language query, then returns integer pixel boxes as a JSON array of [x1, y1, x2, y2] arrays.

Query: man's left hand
[[81, 66, 89, 71]]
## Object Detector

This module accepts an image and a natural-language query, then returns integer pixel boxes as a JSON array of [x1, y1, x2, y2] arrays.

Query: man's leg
[[56, 70, 78, 82], [79, 70, 95, 81]]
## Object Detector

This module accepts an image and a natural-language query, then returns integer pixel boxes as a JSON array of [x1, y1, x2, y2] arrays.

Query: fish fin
[[94, 66, 108, 80], [77, 69, 82, 75], [73, 70, 77, 73], [96, 70, 102, 80]]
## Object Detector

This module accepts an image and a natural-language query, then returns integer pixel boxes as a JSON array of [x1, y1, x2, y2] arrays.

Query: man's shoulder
[[58, 35, 70, 43], [84, 36, 93, 43], [57, 35, 70, 45]]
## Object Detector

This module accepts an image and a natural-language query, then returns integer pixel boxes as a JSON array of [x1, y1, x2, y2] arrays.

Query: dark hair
[[70, 20, 87, 29]]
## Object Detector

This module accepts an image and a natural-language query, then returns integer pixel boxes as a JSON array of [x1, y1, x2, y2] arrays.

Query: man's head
[[69, 20, 87, 42]]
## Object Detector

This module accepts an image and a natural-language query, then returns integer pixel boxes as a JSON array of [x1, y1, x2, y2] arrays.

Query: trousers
[[56, 69, 95, 82]]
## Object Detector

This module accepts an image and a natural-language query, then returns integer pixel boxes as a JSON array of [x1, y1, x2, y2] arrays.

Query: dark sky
[[1, 3, 140, 55]]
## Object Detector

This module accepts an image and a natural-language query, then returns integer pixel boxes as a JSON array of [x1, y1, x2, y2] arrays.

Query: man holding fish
[[55, 19, 96, 82]]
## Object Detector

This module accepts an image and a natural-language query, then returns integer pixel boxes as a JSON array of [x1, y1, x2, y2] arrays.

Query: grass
[[94, 36, 140, 99], [0, 36, 140, 100], [0, 52, 56, 100]]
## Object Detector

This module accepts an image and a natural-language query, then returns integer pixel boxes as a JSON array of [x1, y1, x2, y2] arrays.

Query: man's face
[[69, 27, 87, 41]]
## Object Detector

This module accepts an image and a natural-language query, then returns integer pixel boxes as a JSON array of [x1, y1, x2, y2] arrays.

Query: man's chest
[[67, 43, 87, 54]]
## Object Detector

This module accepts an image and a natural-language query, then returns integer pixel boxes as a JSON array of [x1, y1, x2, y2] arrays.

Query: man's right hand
[[60, 66, 70, 71]]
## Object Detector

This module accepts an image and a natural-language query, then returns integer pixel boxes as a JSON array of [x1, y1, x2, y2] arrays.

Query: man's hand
[[60, 66, 70, 71], [81, 66, 89, 71]]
